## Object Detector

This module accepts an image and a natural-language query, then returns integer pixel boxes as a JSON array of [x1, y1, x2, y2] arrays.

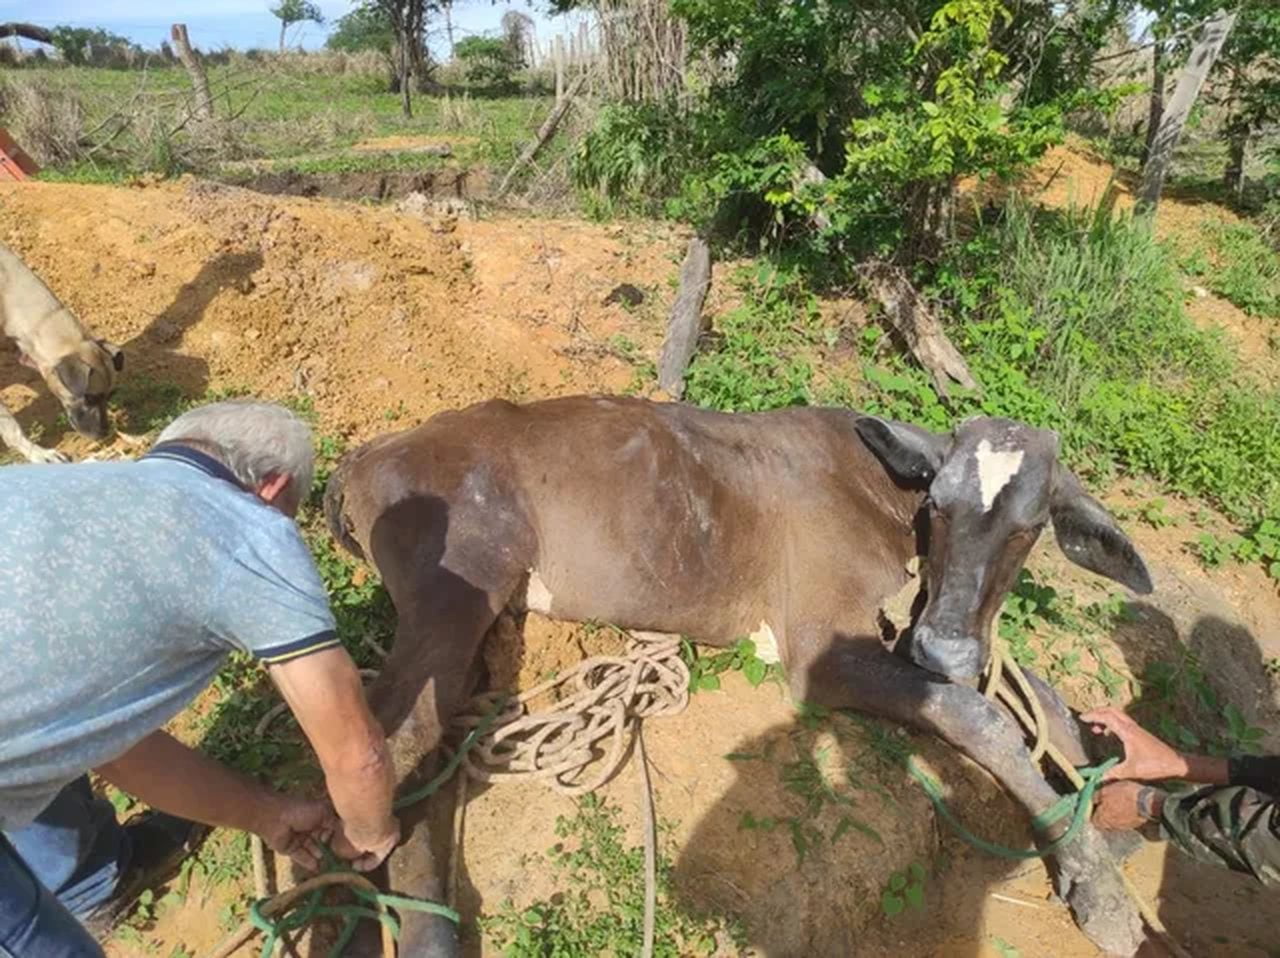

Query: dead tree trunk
[[1223, 129, 1248, 202], [1138, 8, 1238, 215], [856, 260, 979, 398], [170, 24, 214, 121], [399, 37, 411, 117], [0, 23, 52, 44], [496, 70, 588, 196], [657, 238, 712, 397], [1141, 39, 1166, 168]]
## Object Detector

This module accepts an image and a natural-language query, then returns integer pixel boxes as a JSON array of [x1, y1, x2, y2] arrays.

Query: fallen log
[[496, 70, 588, 197]]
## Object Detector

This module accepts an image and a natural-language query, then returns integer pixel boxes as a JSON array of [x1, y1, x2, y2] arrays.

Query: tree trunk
[[170, 24, 214, 121], [401, 41, 411, 117], [1224, 128, 1248, 202], [1138, 8, 1238, 215], [1141, 40, 1165, 168], [905, 180, 954, 263], [0, 23, 52, 44], [278, 20, 287, 54], [444, 2, 455, 60]]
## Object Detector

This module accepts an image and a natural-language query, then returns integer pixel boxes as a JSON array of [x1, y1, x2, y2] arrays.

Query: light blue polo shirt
[[0, 445, 339, 829]]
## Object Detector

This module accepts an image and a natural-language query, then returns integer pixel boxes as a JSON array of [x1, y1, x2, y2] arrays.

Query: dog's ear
[[54, 356, 92, 398], [98, 339, 124, 372]]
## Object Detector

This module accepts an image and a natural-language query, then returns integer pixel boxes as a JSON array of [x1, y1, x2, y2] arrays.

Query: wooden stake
[[169, 24, 214, 120]]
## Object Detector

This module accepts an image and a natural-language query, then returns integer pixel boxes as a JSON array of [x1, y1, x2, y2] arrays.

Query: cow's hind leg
[[362, 496, 533, 957], [793, 633, 1145, 956]]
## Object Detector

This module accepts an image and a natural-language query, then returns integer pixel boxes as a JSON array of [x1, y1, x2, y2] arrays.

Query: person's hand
[[1081, 706, 1187, 782], [1092, 781, 1166, 830], [330, 814, 401, 872], [254, 795, 337, 872]]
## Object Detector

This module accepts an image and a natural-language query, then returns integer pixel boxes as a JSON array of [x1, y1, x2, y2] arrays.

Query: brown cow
[[324, 396, 1154, 956]]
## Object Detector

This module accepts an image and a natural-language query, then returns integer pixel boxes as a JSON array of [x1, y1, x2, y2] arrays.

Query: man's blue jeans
[[1, 778, 130, 957]]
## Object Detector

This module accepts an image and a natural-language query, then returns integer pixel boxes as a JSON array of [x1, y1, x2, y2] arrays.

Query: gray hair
[[156, 400, 315, 506]]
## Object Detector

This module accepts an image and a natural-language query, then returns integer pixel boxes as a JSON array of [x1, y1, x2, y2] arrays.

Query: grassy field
[[2, 60, 559, 183]]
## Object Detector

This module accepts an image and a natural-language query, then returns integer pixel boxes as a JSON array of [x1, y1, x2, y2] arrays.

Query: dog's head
[[41, 339, 124, 440]]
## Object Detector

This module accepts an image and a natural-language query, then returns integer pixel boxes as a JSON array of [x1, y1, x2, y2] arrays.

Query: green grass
[[1181, 219, 1280, 318], [6, 63, 551, 182], [482, 794, 743, 957]]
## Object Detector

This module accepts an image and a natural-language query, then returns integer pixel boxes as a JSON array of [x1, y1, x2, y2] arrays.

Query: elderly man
[[0, 400, 399, 956]]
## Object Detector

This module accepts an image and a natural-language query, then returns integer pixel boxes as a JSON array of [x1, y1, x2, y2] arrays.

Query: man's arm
[[95, 730, 335, 870], [268, 646, 399, 871]]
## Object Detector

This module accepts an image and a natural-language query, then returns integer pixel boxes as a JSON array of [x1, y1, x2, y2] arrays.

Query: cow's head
[[856, 415, 1152, 682]]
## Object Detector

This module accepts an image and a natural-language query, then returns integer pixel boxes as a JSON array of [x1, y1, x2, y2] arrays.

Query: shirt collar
[[141, 443, 250, 492]]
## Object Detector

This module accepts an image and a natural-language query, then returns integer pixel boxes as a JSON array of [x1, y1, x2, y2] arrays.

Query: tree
[[1211, 4, 1280, 199], [327, 3, 395, 56], [456, 35, 523, 90], [1138, 7, 1239, 213], [270, 0, 324, 53], [367, 0, 430, 117]]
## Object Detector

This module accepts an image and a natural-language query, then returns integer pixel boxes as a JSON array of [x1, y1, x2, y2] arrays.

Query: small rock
[[603, 283, 645, 307], [245, 328, 261, 341], [1192, 285, 1210, 298]]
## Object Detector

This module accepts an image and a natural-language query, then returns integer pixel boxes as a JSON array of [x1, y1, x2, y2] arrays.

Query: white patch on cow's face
[[748, 620, 782, 665], [974, 439, 1025, 512], [526, 570, 554, 614]]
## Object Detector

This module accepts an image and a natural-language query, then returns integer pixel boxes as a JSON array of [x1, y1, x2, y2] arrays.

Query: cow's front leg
[[793, 634, 1145, 957]]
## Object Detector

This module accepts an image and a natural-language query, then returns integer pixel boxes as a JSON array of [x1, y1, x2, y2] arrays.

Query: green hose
[[248, 696, 509, 957], [906, 755, 1118, 860]]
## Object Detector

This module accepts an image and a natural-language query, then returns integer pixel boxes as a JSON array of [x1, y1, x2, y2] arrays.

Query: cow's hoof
[[397, 916, 462, 958], [1054, 827, 1145, 957]]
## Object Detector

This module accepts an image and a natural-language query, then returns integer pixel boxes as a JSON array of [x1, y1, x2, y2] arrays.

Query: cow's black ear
[[855, 416, 949, 483], [99, 340, 124, 372], [1050, 469, 1153, 594]]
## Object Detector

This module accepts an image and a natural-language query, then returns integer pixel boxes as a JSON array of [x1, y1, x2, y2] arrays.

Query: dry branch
[[496, 70, 588, 197], [657, 237, 712, 397], [855, 259, 979, 398], [0, 23, 52, 44]]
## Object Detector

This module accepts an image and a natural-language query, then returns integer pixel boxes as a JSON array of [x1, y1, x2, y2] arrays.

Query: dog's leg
[[0, 401, 66, 463]]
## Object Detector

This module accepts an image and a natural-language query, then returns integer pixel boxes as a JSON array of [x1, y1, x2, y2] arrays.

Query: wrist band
[[1135, 785, 1160, 820]]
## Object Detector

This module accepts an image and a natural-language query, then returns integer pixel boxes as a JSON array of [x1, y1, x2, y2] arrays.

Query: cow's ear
[[1050, 469, 1153, 594], [855, 417, 949, 483]]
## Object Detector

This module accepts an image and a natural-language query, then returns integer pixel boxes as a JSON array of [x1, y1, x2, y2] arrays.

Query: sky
[[0, 1, 587, 58]]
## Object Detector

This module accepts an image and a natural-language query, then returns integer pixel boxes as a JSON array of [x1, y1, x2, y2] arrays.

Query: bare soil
[[2, 150, 1278, 958]]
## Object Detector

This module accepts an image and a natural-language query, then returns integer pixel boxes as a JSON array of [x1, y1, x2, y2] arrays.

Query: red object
[[0, 128, 39, 181]]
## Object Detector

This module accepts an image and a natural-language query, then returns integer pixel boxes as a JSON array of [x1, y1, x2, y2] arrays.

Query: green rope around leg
[[906, 756, 1118, 860], [246, 696, 509, 957]]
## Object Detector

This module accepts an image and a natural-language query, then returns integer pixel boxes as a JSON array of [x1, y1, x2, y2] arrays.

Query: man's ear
[[256, 472, 293, 505], [98, 340, 125, 372], [53, 356, 91, 397], [854, 416, 949, 483], [1050, 469, 1153, 594]]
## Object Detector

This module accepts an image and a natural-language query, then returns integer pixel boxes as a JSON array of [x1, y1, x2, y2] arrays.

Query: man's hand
[[330, 814, 401, 872], [1093, 781, 1166, 830], [1081, 706, 1188, 781], [252, 795, 337, 872]]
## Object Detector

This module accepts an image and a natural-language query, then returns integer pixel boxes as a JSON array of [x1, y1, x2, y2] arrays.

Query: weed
[[680, 637, 782, 692], [483, 794, 741, 957], [997, 570, 1063, 669], [1136, 498, 1179, 529], [1136, 651, 1268, 757], [993, 938, 1022, 958], [1183, 220, 1280, 317], [880, 861, 927, 917], [1190, 519, 1280, 579]]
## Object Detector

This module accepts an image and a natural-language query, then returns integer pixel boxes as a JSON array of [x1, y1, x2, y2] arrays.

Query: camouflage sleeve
[[1227, 754, 1280, 796], [1160, 784, 1280, 885]]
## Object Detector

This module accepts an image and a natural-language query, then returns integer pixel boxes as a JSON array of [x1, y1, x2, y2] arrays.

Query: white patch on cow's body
[[526, 570, 554, 614], [748, 620, 782, 664], [974, 439, 1025, 512]]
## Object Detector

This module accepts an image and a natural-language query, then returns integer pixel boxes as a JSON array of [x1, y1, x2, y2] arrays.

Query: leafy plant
[[454, 36, 524, 92], [680, 637, 782, 692], [483, 794, 741, 956], [880, 861, 927, 917]]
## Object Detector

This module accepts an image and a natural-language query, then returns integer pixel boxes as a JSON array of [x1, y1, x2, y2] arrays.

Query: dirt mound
[[227, 168, 480, 202]]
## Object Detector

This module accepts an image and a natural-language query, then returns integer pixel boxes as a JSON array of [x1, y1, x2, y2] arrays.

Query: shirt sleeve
[[208, 520, 340, 665], [1160, 784, 1280, 886]]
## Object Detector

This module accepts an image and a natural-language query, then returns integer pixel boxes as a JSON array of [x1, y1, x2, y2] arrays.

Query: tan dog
[[0, 242, 123, 463]]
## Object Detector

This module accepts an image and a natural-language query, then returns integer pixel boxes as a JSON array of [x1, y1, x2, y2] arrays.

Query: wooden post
[[170, 24, 214, 121], [657, 238, 713, 397], [554, 35, 565, 104]]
